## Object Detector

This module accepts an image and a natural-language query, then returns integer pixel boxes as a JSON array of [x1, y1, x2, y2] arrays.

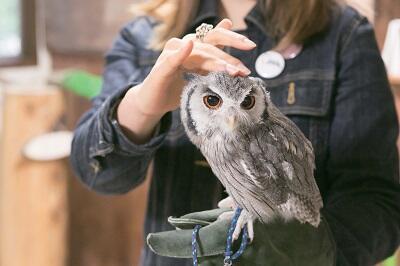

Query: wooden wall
[[43, 0, 149, 263], [51, 54, 150, 266], [43, 0, 151, 264], [44, 0, 140, 54]]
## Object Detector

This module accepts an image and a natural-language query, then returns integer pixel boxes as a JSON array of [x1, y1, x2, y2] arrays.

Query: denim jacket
[[70, 1, 400, 265]]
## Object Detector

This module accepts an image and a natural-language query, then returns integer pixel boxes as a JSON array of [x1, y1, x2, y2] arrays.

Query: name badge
[[255, 50, 285, 79]]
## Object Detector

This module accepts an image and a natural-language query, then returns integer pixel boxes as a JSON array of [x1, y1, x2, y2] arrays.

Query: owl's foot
[[217, 198, 254, 242], [218, 196, 235, 209], [233, 210, 254, 243], [217, 210, 235, 221]]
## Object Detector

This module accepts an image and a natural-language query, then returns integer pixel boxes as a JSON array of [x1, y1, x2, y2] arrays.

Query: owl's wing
[[241, 117, 321, 206]]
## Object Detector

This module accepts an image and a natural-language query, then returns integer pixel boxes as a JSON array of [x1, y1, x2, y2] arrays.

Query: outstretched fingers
[[170, 39, 194, 67], [155, 39, 193, 77]]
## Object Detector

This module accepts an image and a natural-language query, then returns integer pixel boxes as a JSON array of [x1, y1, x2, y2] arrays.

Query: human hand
[[117, 19, 256, 143], [130, 18, 256, 117]]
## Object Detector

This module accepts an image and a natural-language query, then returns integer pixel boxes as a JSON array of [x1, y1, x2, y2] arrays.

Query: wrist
[[125, 84, 167, 118], [116, 85, 165, 144]]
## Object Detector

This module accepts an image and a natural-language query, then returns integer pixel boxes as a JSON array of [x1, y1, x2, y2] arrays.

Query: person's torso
[[121, 6, 362, 265]]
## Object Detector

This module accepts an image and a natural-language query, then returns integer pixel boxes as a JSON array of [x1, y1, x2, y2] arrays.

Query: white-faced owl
[[180, 72, 323, 240]]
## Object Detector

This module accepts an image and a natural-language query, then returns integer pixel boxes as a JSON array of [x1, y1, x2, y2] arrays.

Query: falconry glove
[[147, 208, 336, 266]]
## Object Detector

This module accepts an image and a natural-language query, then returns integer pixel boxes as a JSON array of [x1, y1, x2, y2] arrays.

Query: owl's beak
[[226, 115, 237, 130]]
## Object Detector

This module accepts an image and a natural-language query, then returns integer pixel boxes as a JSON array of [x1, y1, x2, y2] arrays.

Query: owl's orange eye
[[203, 95, 222, 109], [241, 95, 255, 110]]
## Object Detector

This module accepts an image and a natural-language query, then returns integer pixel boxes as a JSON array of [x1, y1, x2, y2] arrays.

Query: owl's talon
[[232, 215, 244, 241], [218, 196, 235, 209], [232, 210, 254, 242], [247, 221, 254, 243]]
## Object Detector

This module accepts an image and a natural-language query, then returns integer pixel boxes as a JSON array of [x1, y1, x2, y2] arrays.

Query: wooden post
[[61, 88, 150, 266], [0, 87, 68, 266]]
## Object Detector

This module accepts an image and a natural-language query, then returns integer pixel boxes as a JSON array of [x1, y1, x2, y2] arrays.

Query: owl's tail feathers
[[298, 195, 323, 228], [280, 194, 323, 228], [305, 210, 321, 228]]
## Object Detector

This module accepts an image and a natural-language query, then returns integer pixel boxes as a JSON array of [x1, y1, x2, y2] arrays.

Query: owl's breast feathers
[[201, 118, 323, 227]]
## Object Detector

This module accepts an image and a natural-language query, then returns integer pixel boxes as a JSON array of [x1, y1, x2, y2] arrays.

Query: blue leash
[[192, 225, 202, 266], [224, 208, 249, 265], [192, 208, 249, 266]]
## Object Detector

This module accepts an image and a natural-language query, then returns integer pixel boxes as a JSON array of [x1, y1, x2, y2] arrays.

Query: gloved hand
[[147, 208, 336, 265]]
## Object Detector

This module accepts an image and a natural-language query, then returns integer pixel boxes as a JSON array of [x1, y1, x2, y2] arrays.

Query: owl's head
[[181, 72, 270, 141]]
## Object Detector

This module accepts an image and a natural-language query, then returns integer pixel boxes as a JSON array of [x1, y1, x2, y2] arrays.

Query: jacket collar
[[188, 0, 267, 35], [189, 0, 219, 29], [245, 2, 268, 35]]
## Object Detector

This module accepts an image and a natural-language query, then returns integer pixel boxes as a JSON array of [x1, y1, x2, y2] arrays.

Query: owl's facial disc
[[184, 74, 268, 138], [201, 89, 260, 134]]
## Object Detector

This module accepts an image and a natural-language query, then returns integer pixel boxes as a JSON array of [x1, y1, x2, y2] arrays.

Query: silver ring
[[195, 23, 214, 42]]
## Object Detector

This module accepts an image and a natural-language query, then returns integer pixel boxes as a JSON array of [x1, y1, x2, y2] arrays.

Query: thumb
[[156, 40, 193, 78], [171, 39, 194, 66]]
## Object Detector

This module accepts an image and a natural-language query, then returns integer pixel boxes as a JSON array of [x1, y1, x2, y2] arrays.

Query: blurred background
[[0, 0, 399, 266]]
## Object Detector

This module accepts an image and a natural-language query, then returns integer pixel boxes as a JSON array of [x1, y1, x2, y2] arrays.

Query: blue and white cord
[[191, 208, 248, 266], [224, 208, 249, 266], [192, 225, 202, 266]]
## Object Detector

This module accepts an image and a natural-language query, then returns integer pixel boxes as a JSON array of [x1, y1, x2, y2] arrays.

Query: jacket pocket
[[265, 70, 335, 117], [265, 71, 334, 171]]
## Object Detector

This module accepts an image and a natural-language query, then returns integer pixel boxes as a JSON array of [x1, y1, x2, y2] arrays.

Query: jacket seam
[[339, 16, 364, 57]]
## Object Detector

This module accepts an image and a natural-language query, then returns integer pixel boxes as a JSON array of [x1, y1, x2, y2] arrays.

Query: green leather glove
[[147, 208, 336, 265]]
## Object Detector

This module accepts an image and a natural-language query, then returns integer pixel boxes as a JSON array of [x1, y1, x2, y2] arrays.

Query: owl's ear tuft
[[249, 76, 271, 102], [183, 72, 202, 82], [249, 76, 266, 88]]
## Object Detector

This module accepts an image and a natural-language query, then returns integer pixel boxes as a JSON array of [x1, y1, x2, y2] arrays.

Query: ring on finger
[[195, 23, 214, 42]]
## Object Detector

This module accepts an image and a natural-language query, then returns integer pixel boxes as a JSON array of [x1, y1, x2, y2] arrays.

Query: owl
[[180, 72, 323, 240]]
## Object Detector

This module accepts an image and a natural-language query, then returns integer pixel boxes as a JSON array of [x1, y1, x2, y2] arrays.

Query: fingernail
[[225, 64, 240, 75], [239, 64, 251, 75], [243, 38, 256, 47], [242, 68, 251, 75]]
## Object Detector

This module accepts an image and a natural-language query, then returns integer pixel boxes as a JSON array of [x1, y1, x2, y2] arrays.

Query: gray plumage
[[180, 72, 323, 227]]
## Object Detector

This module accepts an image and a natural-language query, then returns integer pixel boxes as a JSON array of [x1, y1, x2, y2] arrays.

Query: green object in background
[[383, 255, 397, 266], [61, 70, 102, 99]]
